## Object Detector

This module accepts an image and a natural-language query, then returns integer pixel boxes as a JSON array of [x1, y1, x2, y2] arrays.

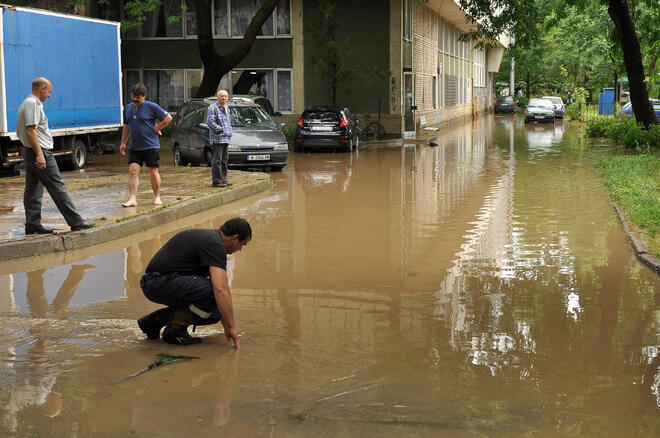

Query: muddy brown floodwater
[[1, 114, 659, 437]]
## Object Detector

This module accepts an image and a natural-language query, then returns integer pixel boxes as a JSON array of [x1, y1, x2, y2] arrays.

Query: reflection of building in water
[[431, 119, 580, 376]]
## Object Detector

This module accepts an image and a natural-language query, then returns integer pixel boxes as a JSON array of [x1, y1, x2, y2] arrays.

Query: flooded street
[[1, 114, 659, 436]]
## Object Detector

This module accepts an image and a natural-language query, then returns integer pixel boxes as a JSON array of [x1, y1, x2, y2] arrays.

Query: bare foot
[[122, 200, 137, 207], [153, 197, 163, 206]]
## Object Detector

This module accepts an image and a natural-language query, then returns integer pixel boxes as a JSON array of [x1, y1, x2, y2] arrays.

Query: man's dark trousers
[[23, 147, 84, 227], [141, 272, 221, 324], [211, 142, 229, 185]]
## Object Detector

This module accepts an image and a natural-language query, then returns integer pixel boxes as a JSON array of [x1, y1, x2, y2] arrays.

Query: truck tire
[[63, 139, 87, 170]]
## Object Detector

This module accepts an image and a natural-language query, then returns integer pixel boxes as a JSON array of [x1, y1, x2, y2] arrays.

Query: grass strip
[[596, 154, 660, 257]]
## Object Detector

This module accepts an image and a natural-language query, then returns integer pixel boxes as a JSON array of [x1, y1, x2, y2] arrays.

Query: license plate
[[311, 126, 333, 131], [535, 115, 546, 119], [247, 154, 270, 161]]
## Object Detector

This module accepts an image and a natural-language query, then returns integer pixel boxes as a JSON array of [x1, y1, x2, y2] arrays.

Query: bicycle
[[356, 120, 386, 141]]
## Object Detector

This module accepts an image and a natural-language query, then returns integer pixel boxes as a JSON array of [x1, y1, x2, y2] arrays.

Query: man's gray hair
[[217, 89, 229, 97]]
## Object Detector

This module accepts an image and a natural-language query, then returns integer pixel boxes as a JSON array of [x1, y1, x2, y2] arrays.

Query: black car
[[494, 96, 518, 113], [294, 106, 359, 152], [171, 98, 289, 171]]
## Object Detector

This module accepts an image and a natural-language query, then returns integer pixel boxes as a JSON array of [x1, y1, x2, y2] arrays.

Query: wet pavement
[[1, 115, 659, 437], [0, 145, 271, 258]]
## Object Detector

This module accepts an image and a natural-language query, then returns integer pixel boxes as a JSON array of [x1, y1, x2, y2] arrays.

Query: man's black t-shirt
[[146, 229, 227, 277]]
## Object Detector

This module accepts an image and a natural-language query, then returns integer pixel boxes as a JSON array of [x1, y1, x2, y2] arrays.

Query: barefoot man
[[120, 83, 172, 207]]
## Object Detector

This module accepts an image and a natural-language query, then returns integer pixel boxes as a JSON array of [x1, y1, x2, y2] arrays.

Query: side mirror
[[198, 123, 208, 130], [274, 111, 282, 116], [355, 119, 361, 125], [279, 122, 287, 130]]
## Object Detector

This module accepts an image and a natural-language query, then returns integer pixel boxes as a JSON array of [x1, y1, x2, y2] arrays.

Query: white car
[[542, 96, 565, 118]]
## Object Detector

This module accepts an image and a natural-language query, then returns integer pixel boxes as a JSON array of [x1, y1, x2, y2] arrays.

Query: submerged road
[[0, 114, 658, 437]]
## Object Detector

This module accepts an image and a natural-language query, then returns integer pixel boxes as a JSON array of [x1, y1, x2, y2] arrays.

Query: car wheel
[[173, 145, 187, 166]]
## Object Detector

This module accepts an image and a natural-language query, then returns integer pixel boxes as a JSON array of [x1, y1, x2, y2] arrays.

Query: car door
[[188, 105, 211, 163], [176, 103, 202, 160]]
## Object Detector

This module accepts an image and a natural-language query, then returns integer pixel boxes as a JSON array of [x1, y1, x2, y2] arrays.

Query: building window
[[276, 70, 292, 112], [403, 0, 412, 41], [231, 0, 273, 37], [127, 0, 291, 39], [141, 0, 183, 37], [438, 63, 443, 108], [143, 70, 185, 112], [473, 47, 485, 87], [438, 17, 444, 53]]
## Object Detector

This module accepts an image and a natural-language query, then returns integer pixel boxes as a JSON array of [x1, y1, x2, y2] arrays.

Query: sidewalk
[[0, 163, 271, 261]]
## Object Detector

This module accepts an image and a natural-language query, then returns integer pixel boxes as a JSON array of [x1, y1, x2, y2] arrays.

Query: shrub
[[565, 104, 580, 121], [516, 96, 529, 107], [586, 116, 660, 148]]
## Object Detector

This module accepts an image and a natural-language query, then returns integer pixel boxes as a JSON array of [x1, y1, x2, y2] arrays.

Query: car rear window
[[543, 97, 563, 105], [497, 96, 513, 103], [303, 111, 341, 123]]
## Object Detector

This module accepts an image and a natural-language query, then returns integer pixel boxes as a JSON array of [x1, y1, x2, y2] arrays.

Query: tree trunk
[[608, 0, 656, 126], [525, 71, 530, 97], [195, 0, 280, 97]]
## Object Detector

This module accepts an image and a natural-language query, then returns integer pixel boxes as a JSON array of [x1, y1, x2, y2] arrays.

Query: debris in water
[[111, 354, 199, 385]]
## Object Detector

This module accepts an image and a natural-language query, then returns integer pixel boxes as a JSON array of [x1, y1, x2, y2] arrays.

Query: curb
[[613, 204, 660, 275], [0, 179, 272, 261]]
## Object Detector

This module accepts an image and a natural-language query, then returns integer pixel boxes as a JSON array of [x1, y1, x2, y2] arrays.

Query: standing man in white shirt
[[17, 77, 94, 235]]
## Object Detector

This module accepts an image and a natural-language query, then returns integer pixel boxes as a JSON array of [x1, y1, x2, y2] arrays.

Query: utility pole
[[509, 35, 515, 96]]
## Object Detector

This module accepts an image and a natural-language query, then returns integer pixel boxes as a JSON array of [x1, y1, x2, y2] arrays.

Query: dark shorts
[[128, 148, 160, 168]]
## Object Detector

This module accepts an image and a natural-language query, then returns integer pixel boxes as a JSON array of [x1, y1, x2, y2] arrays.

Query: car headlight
[[228, 144, 240, 152], [273, 143, 289, 151]]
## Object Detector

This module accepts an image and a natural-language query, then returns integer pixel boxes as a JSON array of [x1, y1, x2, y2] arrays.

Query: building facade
[[112, 0, 507, 138]]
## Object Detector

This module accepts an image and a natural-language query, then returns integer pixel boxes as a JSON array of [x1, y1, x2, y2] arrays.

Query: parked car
[[542, 96, 565, 118], [171, 98, 289, 171], [294, 106, 359, 152], [524, 98, 555, 123], [494, 96, 518, 113], [231, 94, 280, 118], [617, 99, 660, 118]]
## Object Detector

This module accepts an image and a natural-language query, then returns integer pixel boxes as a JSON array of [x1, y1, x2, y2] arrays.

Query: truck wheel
[[173, 145, 187, 166], [63, 139, 87, 170]]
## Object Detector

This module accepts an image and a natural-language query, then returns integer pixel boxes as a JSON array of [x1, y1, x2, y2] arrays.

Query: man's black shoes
[[71, 221, 94, 231], [162, 325, 203, 345], [25, 224, 53, 235]]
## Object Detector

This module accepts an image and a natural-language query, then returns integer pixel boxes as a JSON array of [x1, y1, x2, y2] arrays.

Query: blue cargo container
[[0, 5, 121, 173]]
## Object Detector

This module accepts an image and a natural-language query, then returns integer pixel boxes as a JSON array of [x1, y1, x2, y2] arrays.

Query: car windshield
[[303, 111, 342, 123], [230, 106, 276, 128], [529, 98, 554, 108], [543, 97, 563, 105], [497, 96, 514, 103]]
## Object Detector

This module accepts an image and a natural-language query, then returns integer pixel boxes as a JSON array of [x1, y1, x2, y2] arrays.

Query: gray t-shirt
[[17, 94, 53, 150]]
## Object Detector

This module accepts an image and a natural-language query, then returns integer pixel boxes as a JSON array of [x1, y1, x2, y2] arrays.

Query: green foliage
[[565, 103, 580, 120], [516, 96, 529, 107], [282, 126, 296, 141], [586, 117, 660, 149], [597, 155, 660, 256]]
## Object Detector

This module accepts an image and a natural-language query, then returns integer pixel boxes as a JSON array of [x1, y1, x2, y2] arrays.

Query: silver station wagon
[[171, 98, 289, 171]]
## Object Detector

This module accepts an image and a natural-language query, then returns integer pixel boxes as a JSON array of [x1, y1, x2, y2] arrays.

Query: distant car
[[294, 105, 359, 152], [494, 96, 518, 113], [525, 98, 555, 123], [617, 99, 660, 118], [542, 96, 565, 118], [171, 98, 289, 171]]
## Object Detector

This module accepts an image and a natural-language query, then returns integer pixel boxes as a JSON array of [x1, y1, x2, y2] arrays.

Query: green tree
[[457, 0, 657, 126]]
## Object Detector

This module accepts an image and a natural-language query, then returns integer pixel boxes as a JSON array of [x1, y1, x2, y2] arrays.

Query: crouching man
[[137, 217, 251, 348]]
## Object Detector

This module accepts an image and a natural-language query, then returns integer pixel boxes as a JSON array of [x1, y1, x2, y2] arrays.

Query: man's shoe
[[213, 182, 227, 188], [225, 181, 233, 187], [71, 221, 94, 231], [137, 307, 174, 340], [25, 224, 53, 235], [161, 325, 203, 345]]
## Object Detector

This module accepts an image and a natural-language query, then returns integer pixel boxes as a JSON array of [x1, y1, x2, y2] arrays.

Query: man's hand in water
[[225, 327, 240, 349]]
